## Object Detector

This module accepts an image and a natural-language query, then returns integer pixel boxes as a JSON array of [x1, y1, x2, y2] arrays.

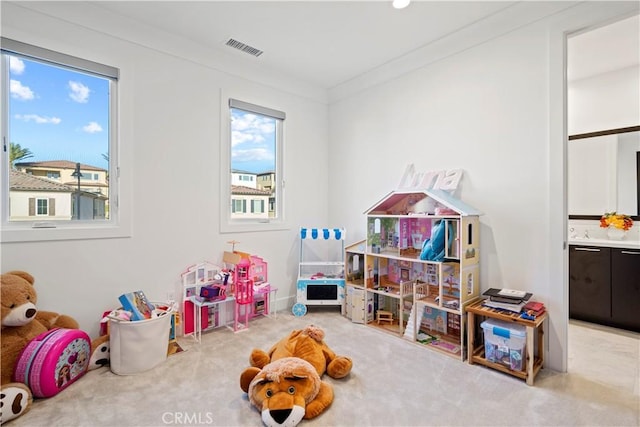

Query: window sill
[[1, 222, 131, 243], [220, 219, 290, 234]]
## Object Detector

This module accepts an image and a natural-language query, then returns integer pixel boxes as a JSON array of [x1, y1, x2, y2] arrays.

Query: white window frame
[[1, 37, 131, 242], [35, 198, 48, 216], [220, 92, 287, 233]]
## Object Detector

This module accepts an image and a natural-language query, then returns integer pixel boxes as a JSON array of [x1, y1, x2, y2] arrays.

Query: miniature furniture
[[248, 254, 278, 318], [344, 240, 373, 324], [466, 299, 547, 385], [188, 295, 235, 344], [232, 257, 254, 332], [293, 227, 346, 316], [181, 262, 225, 337], [343, 189, 481, 360], [376, 310, 394, 325]]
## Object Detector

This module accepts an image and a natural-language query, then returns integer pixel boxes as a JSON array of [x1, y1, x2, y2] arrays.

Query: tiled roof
[[15, 160, 106, 172], [231, 169, 256, 175], [231, 185, 271, 196], [9, 170, 74, 192], [61, 180, 109, 188]]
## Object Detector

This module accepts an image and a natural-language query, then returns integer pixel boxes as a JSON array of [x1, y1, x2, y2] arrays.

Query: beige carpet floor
[[9, 308, 640, 427]]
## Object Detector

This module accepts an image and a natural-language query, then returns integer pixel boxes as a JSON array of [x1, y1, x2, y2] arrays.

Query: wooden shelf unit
[[466, 299, 547, 385]]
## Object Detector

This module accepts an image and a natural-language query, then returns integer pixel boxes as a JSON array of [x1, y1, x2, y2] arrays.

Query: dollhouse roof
[[363, 188, 482, 217]]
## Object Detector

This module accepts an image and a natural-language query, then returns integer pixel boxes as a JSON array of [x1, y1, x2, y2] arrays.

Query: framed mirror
[[568, 126, 640, 220]]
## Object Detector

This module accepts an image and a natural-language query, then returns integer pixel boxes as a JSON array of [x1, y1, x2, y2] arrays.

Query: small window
[[232, 199, 246, 214], [36, 198, 48, 216], [220, 97, 286, 232]]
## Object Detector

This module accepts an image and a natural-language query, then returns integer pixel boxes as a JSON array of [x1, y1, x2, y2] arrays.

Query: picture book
[[524, 300, 545, 312], [119, 290, 155, 321]]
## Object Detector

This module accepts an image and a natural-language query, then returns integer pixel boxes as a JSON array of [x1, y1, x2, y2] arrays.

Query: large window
[[1, 38, 124, 242], [221, 97, 285, 232]]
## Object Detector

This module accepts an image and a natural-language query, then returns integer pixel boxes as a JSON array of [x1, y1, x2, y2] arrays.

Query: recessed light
[[392, 0, 410, 9]]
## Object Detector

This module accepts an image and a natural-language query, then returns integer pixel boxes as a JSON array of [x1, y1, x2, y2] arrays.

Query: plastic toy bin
[[480, 318, 526, 371], [109, 304, 172, 375]]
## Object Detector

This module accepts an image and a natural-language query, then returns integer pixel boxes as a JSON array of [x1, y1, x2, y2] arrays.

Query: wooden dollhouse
[[344, 188, 481, 360]]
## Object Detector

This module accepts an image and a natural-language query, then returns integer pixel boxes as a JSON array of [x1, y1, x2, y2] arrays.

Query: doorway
[[565, 14, 640, 382]]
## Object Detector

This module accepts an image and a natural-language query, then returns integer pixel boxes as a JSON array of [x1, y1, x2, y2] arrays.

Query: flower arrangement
[[600, 212, 633, 231]]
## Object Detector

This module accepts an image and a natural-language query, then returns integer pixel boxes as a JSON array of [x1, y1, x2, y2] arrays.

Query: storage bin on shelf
[[480, 318, 526, 371], [109, 302, 174, 375]]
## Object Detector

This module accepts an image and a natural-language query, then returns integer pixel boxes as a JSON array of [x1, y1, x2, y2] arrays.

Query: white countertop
[[568, 238, 640, 249]]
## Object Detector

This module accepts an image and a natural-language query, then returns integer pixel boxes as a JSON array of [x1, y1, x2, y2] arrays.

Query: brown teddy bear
[[0, 270, 107, 424], [240, 325, 352, 426]]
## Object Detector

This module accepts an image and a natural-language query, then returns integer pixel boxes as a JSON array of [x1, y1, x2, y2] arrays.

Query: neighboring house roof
[[231, 185, 271, 196], [61, 180, 109, 188], [15, 160, 106, 172], [231, 169, 256, 175], [9, 170, 107, 199], [9, 170, 74, 192]]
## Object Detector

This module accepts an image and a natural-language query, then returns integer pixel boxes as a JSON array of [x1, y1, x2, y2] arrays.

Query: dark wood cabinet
[[611, 248, 640, 332], [569, 245, 640, 332], [569, 245, 611, 323]]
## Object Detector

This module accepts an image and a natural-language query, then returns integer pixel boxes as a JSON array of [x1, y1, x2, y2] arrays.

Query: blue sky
[[9, 54, 276, 175], [231, 108, 276, 174], [9, 55, 110, 170]]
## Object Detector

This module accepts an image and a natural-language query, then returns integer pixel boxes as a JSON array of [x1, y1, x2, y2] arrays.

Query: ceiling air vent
[[225, 38, 263, 57]]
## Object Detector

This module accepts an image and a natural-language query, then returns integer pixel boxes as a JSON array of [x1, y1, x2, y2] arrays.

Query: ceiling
[[9, 1, 640, 90], [90, 1, 523, 89]]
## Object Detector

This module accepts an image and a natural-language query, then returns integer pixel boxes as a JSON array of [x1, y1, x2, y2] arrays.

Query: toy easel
[[223, 241, 254, 332]]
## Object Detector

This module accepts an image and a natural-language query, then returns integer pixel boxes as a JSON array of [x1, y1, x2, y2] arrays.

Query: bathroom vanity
[[569, 239, 640, 333]]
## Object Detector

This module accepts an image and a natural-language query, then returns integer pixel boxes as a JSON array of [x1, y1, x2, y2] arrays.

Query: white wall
[[327, 3, 639, 372], [0, 3, 329, 338], [568, 66, 640, 134]]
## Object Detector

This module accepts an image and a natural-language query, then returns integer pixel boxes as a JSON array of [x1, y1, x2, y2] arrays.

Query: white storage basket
[[109, 303, 174, 375]]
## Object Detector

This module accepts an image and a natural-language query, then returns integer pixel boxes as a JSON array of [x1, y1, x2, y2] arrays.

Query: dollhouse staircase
[[403, 304, 418, 341]]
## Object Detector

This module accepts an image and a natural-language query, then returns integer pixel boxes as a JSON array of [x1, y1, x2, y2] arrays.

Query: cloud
[[83, 121, 102, 133], [14, 114, 61, 124], [231, 130, 266, 147], [69, 81, 90, 103], [9, 56, 25, 75], [231, 112, 275, 147], [10, 80, 34, 100], [232, 148, 273, 162]]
